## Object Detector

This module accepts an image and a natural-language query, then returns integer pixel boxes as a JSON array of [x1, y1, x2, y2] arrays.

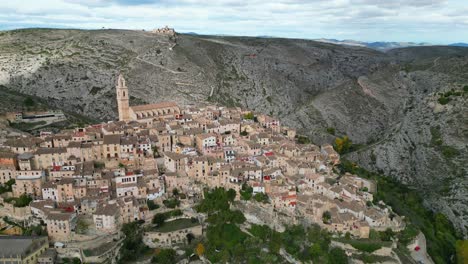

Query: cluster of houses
[[0, 75, 402, 249]]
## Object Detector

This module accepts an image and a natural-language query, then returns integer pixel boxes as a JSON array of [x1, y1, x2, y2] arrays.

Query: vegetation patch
[[456, 240, 468, 264], [4, 194, 33, 207], [243, 112, 254, 120], [0, 179, 15, 194], [334, 135, 352, 154], [429, 126, 460, 159], [339, 160, 461, 264], [162, 198, 180, 208], [430, 126, 443, 146], [9, 121, 47, 131], [89, 86, 103, 95], [151, 248, 176, 263], [153, 218, 199, 233], [118, 221, 151, 263], [151, 209, 183, 227], [441, 145, 460, 158], [437, 88, 465, 105], [353, 253, 395, 263], [147, 200, 160, 210], [341, 239, 383, 253], [296, 135, 311, 144]]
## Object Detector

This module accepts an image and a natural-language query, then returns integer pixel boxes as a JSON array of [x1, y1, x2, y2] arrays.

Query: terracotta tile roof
[[103, 134, 121, 145], [131, 102, 178, 112]]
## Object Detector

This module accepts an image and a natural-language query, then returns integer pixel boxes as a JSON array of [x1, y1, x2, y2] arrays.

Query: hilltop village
[[0, 74, 404, 263]]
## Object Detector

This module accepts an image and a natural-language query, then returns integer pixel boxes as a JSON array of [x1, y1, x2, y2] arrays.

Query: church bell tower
[[116, 73, 130, 121]]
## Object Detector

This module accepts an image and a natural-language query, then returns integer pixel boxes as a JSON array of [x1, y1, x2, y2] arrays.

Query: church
[[116, 74, 180, 124]]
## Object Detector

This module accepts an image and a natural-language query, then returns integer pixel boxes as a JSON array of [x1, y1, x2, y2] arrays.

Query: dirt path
[[135, 57, 183, 74]]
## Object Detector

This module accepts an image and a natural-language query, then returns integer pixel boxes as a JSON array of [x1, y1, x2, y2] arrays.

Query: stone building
[[144, 218, 202, 248], [45, 212, 77, 242], [93, 201, 120, 233], [0, 236, 49, 264], [116, 74, 180, 124]]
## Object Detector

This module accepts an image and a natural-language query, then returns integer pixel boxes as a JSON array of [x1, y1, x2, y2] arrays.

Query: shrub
[[348, 240, 382, 253], [240, 183, 253, 200], [253, 192, 269, 203], [119, 221, 149, 262], [334, 136, 352, 154], [147, 200, 159, 210], [441, 146, 460, 158], [243, 112, 254, 120], [297, 135, 311, 144], [4, 194, 32, 207], [328, 248, 348, 264], [152, 213, 166, 226], [23, 97, 35, 107], [326, 127, 336, 135], [151, 248, 176, 263], [379, 228, 395, 241], [456, 240, 468, 264], [163, 198, 180, 208], [438, 96, 450, 105], [322, 211, 331, 224], [0, 179, 15, 194], [93, 161, 105, 169]]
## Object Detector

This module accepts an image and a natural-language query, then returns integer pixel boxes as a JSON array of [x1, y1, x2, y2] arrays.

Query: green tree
[[152, 249, 176, 264], [227, 188, 236, 202], [322, 211, 331, 224], [240, 183, 253, 200], [296, 135, 311, 144], [379, 228, 395, 241], [163, 198, 180, 208], [119, 222, 149, 263], [345, 232, 351, 240], [253, 192, 269, 203], [309, 243, 324, 258], [152, 213, 166, 226], [0, 179, 15, 194], [147, 200, 159, 210], [328, 248, 348, 264], [438, 96, 450, 105], [334, 136, 352, 154], [23, 97, 35, 108]]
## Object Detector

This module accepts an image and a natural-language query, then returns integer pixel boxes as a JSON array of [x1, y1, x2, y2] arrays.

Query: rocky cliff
[[0, 28, 466, 236]]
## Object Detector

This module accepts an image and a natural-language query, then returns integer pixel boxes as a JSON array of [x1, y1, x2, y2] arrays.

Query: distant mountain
[[449, 42, 468, 47], [315, 38, 433, 51]]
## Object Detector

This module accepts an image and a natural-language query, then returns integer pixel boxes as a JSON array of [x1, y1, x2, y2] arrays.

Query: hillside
[[0, 28, 466, 237]]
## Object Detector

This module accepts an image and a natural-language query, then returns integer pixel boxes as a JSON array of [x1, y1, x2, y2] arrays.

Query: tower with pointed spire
[[116, 73, 130, 122]]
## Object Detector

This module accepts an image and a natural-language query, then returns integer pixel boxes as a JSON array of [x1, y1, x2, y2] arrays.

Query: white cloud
[[0, 0, 466, 43]]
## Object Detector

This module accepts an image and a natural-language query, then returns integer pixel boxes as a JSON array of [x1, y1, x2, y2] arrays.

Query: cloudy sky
[[0, 0, 466, 44]]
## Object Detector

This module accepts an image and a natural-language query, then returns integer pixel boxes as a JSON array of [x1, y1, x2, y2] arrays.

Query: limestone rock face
[[0, 29, 467, 236]]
